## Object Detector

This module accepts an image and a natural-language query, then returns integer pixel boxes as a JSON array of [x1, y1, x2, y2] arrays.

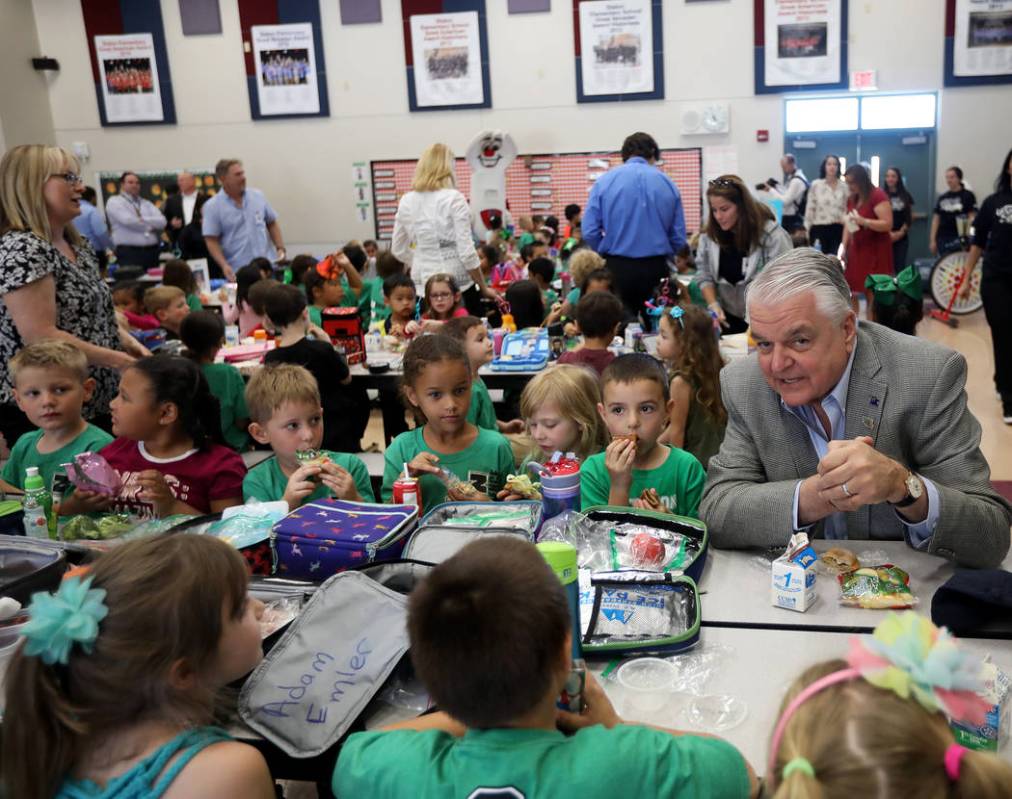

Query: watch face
[[906, 474, 924, 499]]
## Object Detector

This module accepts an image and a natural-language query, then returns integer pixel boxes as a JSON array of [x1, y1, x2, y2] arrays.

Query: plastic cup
[[615, 657, 677, 719]]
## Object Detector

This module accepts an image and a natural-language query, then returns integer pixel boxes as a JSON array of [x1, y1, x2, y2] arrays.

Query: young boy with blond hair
[[0, 340, 113, 493], [144, 285, 191, 339], [243, 364, 374, 510]]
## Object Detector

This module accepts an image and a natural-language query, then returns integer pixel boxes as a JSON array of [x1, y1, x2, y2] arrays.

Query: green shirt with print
[[466, 377, 497, 431], [381, 426, 514, 508], [1, 423, 113, 491], [201, 362, 251, 451], [580, 445, 705, 517], [242, 451, 375, 505], [186, 294, 203, 312]]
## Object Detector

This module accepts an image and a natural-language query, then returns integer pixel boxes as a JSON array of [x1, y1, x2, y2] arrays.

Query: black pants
[[809, 223, 844, 257], [462, 283, 483, 316], [892, 236, 910, 270], [781, 214, 804, 232], [982, 268, 1012, 403], [604, 254, 669, 322], [115, 244, 161, 270], [724, 310, 750, 335]]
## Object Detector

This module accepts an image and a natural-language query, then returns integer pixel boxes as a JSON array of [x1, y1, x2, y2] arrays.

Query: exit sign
[[850, 70, 877, 91]]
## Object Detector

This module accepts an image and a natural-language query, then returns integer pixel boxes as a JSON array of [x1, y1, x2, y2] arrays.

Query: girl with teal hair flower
[[3, 535, 275, 799]]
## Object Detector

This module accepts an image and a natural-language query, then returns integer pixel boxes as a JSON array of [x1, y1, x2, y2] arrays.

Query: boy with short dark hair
[[262, 284, 368, 453], [581, 353, 706, 515], [379, 273, 418, 338], [333, 537, 755, 798], [1, 340, 113, 494], [557, 291, 624, 376], [527, 256, 558, 309], [361, 251, 405, 330], [243, 364, 373, 509], [143, 285, 191, 339]]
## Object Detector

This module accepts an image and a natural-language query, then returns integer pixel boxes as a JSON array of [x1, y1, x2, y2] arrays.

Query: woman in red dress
[[842, 164, 893, 320]]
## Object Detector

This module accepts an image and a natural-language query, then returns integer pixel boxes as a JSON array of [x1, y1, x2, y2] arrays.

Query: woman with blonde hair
[[0, 145, 145, 442], [391, 142, 498, 315], [692, 174, 792, 334]]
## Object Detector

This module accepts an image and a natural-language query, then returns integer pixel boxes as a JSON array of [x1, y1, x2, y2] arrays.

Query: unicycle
[[928, 246, 982, 327]]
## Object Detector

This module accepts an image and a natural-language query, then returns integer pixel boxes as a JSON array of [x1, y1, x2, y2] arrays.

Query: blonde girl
[[520, 364, 610, 465], [655, 304, 727, 469]]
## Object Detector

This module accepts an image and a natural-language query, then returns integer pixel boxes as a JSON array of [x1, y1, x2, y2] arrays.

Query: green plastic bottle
[[22, 467, 53, 540]]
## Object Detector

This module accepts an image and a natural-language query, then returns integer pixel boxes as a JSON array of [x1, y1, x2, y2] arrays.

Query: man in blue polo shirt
[[202, 158, 287, 280], [582, 132, 686, 321]]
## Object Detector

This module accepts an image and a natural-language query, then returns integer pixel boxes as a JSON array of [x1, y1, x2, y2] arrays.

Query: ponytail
[[954, 748, 1012, 799], [128, 355, 223, 450]]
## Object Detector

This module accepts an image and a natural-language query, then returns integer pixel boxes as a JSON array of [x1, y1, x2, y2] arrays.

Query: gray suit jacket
[[700, 322, 1011, 568]]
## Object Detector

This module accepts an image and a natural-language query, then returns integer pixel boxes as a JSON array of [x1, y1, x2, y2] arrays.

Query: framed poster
[[80, 0, 176, 126], [754, 0, 847, 94], [401, 0, 491, 112], [573, 0, 664, 103], [251, 23, 321, 116], [945, 0, 1012, 86]]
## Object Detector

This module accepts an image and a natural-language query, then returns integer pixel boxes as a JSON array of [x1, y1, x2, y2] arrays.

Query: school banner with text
[[945, 0, 1012, 86], [754, 0, 847, 94]]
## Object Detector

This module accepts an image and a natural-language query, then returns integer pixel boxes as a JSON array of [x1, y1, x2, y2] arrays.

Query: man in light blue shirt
[[582, 132, 686, 320], [202, 158, 286, 280], [73, 186, 113, 272], [105, 171, 166, 270]]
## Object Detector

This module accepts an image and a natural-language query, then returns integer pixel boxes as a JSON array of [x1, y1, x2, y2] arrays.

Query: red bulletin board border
[[371, 148, 702, 241]]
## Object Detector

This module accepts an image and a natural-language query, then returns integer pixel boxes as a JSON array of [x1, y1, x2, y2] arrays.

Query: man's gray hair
[[214, 158, 242, 180], [745, 248, 852, 323]]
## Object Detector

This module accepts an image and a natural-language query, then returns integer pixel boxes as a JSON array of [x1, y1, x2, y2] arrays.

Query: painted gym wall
[[0, 0, 56, 153], [20, 0, 1012, 251]]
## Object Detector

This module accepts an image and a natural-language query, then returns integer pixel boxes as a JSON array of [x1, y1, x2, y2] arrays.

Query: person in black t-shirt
[[930, 165, 976, 256], [958, 149, 1012, 424], [884, 166, 915, 270], [262, 283, 370, 452]]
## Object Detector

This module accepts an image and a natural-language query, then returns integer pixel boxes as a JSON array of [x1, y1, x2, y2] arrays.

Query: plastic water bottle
[[539, 452, 581, 521], [22, 467, 52, 540], [537, 541, 586, 712]]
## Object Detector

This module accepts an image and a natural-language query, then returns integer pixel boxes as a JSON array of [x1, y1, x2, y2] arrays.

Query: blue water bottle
[[534, 452, 581, 521]]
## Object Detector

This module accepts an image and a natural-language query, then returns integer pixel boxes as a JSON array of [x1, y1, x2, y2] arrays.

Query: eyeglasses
[[429, 292, 453, 301], [52, 172, 83, 185]]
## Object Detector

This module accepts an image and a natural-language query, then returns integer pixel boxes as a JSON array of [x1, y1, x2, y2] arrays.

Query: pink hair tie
[[944, 743, 967, 781]]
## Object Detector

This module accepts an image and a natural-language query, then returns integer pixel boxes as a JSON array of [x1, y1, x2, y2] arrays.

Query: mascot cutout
[[466, 130, 517, 242]]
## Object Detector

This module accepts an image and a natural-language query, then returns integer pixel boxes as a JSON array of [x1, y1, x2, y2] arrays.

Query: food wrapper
[[503, 473, 541, 500], [838, 564, 918, 609], [259, 597, 301, 639], [435, 468, 483, 499], [61, 513, 133, 541], [608, 526, 691, 572], [65, 452, 121, 496]]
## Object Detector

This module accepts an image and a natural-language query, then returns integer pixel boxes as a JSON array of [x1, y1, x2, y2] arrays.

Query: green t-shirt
[[358, 277, 390, 330], [382, 426, 514, 508], [201, 362, 251, 451], [466, 377, 497, 431], [566, 287, 581, 307], [186, 294, 203, 312], [242, 451, 375, 505], [544, 287, 559, 308], [308, 281, 360, 328], [580, 445, 706, 517], [334, 724, 749, 799], [1, 423, 113, 491]]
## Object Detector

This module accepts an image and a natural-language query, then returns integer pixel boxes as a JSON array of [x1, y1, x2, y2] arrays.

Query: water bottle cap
[[536, 541, 578, 585]]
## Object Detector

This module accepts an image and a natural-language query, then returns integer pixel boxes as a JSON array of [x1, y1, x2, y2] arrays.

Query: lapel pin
[[863, 416, 876, 431], [869, 397, 880, 407]]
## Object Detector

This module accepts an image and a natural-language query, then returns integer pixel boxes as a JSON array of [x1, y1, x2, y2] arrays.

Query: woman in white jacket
[[391, 143, 497, 315], [692, 175, 793, 333]]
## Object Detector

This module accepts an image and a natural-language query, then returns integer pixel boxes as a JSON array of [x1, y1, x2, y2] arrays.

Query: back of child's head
[[408, 537, 570, 729], [675, 244, 695, 269], [111, 280, 144, 309], [504, 280, 544, 329], [660, 305, 726, 425], [567, 249, 606, 289], [770, 659, 1012, 799], [161, 259, 197, 295], [519, 364, 609, 460], [478, 243, 500, 269], [143, 285, 185, 316], [234, 263, 265, 310], [10, 339, 89, 386], [262, 282, 307, 328], [874, 293, 923, 336], [179, 310, 225, 360], [564, 203, 581, 222], [2, 535, 249, 799], [289, 253, 318, 286], [248, 279, 281, 317], [383, 272, 415, 298], [581, 267, 613, 295], [127, 354, 223, 448], [602, 353, 670, 401], [245, 363, 320, 425], [440, 315, 483, 343], [248, 256, 273, 279], [401, 333, 469, 389], [519, 242, 545, 263], [527, 256, 555, 286], [376, 251, 405, 280], [575, 290, 624, 340], [341, 243, 367, 273]]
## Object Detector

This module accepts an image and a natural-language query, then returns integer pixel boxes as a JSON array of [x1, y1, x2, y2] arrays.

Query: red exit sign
[[850, 70, 877, 91]]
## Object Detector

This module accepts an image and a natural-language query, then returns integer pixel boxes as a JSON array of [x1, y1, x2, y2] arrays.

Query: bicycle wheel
[[929, 251, 983, 315]]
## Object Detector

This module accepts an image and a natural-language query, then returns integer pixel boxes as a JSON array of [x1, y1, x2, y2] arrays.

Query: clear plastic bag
[[259, 596, 301, 639], [208, 505, 286, 549]]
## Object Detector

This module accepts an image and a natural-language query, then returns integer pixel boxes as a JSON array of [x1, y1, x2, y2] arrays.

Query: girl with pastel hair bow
[[767, 612, 1012, 798], [2, 535, 276, 799]]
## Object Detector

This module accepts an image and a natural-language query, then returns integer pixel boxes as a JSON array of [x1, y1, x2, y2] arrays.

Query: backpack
[[792, 173, 810, 218]]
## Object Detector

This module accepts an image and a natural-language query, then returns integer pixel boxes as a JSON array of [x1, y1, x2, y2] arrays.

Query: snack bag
[[64, 452, 121, 496], [839, 564, 918, 609]]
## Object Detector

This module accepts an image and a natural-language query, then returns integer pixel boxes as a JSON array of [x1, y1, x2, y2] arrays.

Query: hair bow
[[315, 255, 340, 281], [23, 575, 108, 665], [864, 265, 923, 306], [644, 278, 679, 317]]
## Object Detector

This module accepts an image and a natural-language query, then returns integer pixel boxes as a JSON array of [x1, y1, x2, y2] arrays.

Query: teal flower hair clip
[[23, 575, 108, 665]]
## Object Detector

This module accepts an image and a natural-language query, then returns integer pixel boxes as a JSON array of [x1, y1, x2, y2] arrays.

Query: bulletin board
[[371, 148, 702, 242]]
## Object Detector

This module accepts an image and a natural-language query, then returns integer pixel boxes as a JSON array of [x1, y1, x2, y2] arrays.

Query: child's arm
[[0, 478, 22, 496], [162, 739, 275, 799], [282, 463, 325, 510], [658, 376, 691, 449], [58, 489, 113, 516], [380, 710, 467, 737], [604, 438, 636, 506], [497, 419, 525, 434], [336, 251, 364, 298], [135, 470, 224, 517], [319, 461, 363, 503]]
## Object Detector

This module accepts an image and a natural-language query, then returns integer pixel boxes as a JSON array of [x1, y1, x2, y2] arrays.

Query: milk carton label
[[771, 539, 818, 612]]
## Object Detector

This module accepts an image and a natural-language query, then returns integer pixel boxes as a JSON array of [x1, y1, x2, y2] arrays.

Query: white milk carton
[[771, 533, 818, 612], [950, 659, 1010, 752]]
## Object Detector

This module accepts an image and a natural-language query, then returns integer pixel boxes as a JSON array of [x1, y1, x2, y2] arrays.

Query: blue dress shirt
[[201, 188, 278, 268], [788, 341, 940, 545], [72, 199, 112, 252], [582, 157, 687, 259]]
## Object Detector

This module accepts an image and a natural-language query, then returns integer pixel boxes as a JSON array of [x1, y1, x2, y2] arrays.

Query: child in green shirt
[[303, 251, 363, 328], [0, 341, 113, 494], [381, 336, 514, 509], [581, 353, 706, 517], [243, 364, 374, 509]]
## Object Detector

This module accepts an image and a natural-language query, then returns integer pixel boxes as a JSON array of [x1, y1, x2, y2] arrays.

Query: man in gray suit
[[700, 248, 1010, 568]]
